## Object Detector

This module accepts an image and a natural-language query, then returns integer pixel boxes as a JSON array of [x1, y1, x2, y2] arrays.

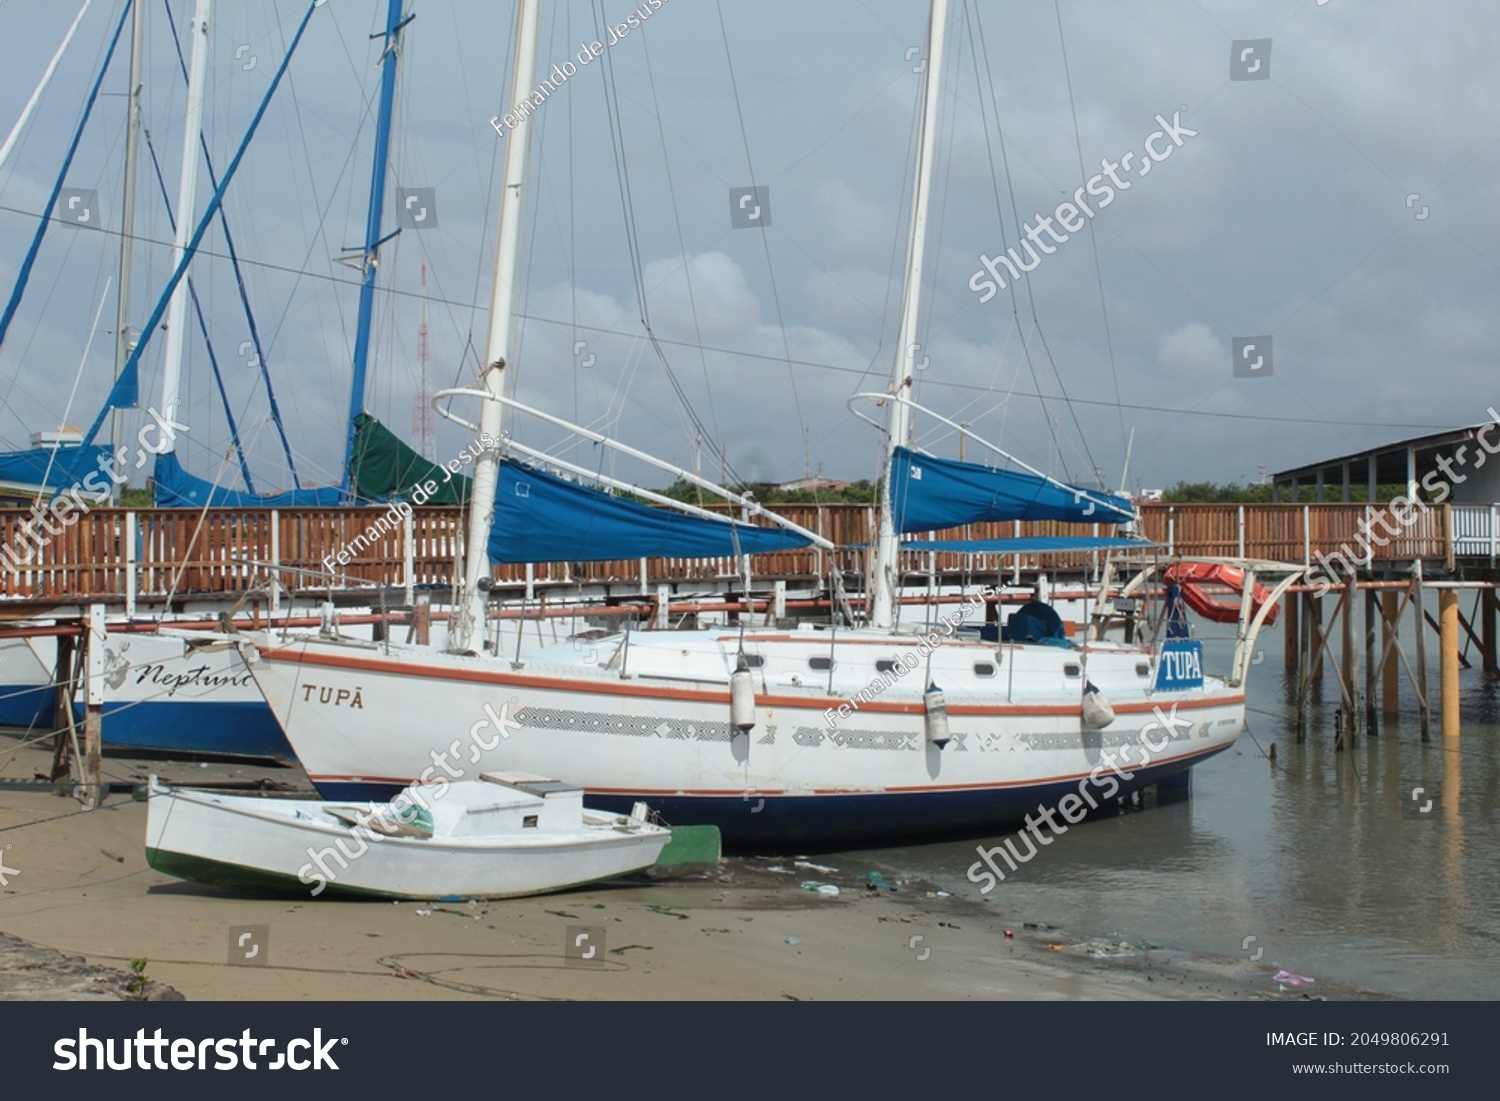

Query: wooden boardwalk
[[0, 500, 1493, 607]]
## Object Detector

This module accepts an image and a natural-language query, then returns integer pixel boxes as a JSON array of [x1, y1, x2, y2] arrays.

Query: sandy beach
[[0, 733, 1384, 1002]]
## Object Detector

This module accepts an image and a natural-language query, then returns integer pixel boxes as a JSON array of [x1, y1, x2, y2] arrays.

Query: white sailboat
[[244, 0, 1300, 846]]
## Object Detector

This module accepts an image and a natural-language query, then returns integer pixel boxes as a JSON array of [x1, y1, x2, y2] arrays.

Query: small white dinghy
[[145, 771, 671, 900]]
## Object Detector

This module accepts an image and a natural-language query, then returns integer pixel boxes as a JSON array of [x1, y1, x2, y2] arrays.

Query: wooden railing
[[0, 501, 1484, 604]]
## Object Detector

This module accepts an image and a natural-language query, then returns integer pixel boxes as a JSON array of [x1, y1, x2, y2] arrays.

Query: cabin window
[[1136, 662, 1151, 677], [875, 659, 899, 674], [523, 815, 539, 829], [1063, 663, 1082, 678], [809, 656, 835, 672], [739, 653, 765, 668], [973, 662, 996, 678]]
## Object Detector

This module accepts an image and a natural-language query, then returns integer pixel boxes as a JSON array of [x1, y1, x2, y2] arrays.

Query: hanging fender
[[729, 660, 756, 734], [924, 682, 951, 749]]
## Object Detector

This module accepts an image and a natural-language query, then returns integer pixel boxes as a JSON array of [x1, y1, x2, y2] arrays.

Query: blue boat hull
[[90, 699, 295, 763], [0, 685, 293, 763], [311, 748, 1224, 849], [0, 685, 56, 729]]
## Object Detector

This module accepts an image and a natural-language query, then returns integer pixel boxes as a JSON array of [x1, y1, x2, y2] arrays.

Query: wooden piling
[[48, 632, 76, 784], [1341, 573, 1358, 743], [1295, 592, 1311, 742], [1439, 588, 1461, 740], [1483, 586, 1498, 676], [1283, 590, 1299, 670], [1381, 590, 1400, 716], [1309, 593, 1325, 681], [81, 606, 105, 810], [1364, 588, 1379, 735], [1412, 569, 1430, 742]]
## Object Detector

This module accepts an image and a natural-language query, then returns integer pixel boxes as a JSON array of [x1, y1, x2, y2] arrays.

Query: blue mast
[[340, 0, 411, 500]]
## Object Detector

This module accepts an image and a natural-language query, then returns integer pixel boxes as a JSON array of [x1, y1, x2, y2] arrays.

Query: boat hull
[[249, 630, 1246, 847], [144, 782, 671, 899]]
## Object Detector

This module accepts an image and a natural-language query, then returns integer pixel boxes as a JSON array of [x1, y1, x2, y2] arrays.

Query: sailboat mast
[[450, 0, 540, 653], [112, 0, 145, 459], [871, 0, 949, 631], [156, 0, 211, 451], [340, 0, 408, 499], [0, 0, 94, 173]]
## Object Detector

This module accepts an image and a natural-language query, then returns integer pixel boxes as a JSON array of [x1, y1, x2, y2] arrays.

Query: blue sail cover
[[152, 451, 343, 508], [890, 446, 1134, 532], [488, 458, 810, 563], [0, 446, 111, 496]]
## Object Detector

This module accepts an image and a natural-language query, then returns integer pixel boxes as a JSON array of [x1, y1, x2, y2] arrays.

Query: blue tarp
[[890, 447, 1134, 532], [152, 451, 343, 508], [488, 458, 810, 563], [0, 446, 112, 496], [901, 536, 1155, 553]]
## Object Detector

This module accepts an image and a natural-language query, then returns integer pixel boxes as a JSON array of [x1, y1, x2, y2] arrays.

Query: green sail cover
[[349, 412, 472, 504]]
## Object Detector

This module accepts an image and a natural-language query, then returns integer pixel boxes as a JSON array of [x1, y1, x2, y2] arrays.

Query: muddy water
[[840, 619, 1500, 999]]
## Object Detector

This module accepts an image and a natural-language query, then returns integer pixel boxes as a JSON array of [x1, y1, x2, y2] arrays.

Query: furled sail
[[889, 446, 1134, 532], [152, 452, 342, 508], [488, 458, 810, 563], [348, 412, 471, 505], [0, 444, 111, 500]]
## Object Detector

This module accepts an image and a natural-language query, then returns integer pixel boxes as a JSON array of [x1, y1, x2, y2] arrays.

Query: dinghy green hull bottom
[[645, 825, 722, 878]]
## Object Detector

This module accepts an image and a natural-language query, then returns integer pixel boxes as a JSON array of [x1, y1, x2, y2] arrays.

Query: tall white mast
[[157, 0, 212, 450], [113, 0, 145, 457], [450, 0, 540, 652], [871, 0, 948, 630]]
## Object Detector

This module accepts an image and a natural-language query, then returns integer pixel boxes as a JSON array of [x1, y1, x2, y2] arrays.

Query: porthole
[[1063, 662, 1082, 678], [973, 662, 996, 678], [809, 656, 834, 671]]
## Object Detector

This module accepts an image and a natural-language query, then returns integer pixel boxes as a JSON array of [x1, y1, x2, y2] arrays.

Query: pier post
[[1309, 594, 1325, 682], [1412, 568, 1430, 742], [1283, 590, 1299, 670], [1364, 589, 1379, 735], [81, 605, 105, 809], [1483, 586, 1498, 676], [47, 631, 77, 783], [1440, 588, 1461, 739], [412, 593, 431, 646], [1382, 590, 1400, 716], [1341, 574, 1358, 744]]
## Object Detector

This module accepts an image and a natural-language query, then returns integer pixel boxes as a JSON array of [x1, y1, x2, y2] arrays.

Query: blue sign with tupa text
[[1155, 639, 1204, 691]]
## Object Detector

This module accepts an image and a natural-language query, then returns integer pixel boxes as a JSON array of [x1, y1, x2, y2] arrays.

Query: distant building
[[1136, 488, 1164, 502], [1271, 419, 1500, 502], [773, 476, 852, 493]]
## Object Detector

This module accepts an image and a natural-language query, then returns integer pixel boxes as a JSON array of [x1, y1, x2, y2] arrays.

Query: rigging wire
[[967, 3, 1096, 483], [1053, 0, 1128, 465], [586, 0, 739, 494], [713, 0, 806, 484], [640, 28, 722, 482]]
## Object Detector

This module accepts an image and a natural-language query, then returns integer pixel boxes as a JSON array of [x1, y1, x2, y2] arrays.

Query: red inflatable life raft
[[1163, 562, 1280, 626]]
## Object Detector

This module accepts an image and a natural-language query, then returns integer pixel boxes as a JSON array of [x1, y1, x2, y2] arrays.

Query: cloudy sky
[[1, 0, 1496, 500]]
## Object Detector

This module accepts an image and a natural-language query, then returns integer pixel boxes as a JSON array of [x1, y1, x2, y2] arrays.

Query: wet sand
[[0, 734, 1386, 1001]]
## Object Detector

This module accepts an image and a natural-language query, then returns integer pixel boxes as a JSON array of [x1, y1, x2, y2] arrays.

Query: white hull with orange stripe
[[245, 626, 1245, 846]]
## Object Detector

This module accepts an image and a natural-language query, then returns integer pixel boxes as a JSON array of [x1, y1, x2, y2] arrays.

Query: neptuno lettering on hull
[[132, 663, 255, 696]]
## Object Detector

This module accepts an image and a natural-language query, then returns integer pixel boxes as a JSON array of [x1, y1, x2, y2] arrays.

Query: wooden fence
[[0, 500, 1481, 604]]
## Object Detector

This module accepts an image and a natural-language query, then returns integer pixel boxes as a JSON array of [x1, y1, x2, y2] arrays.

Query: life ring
[[1163, 562, 1280, 626]]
